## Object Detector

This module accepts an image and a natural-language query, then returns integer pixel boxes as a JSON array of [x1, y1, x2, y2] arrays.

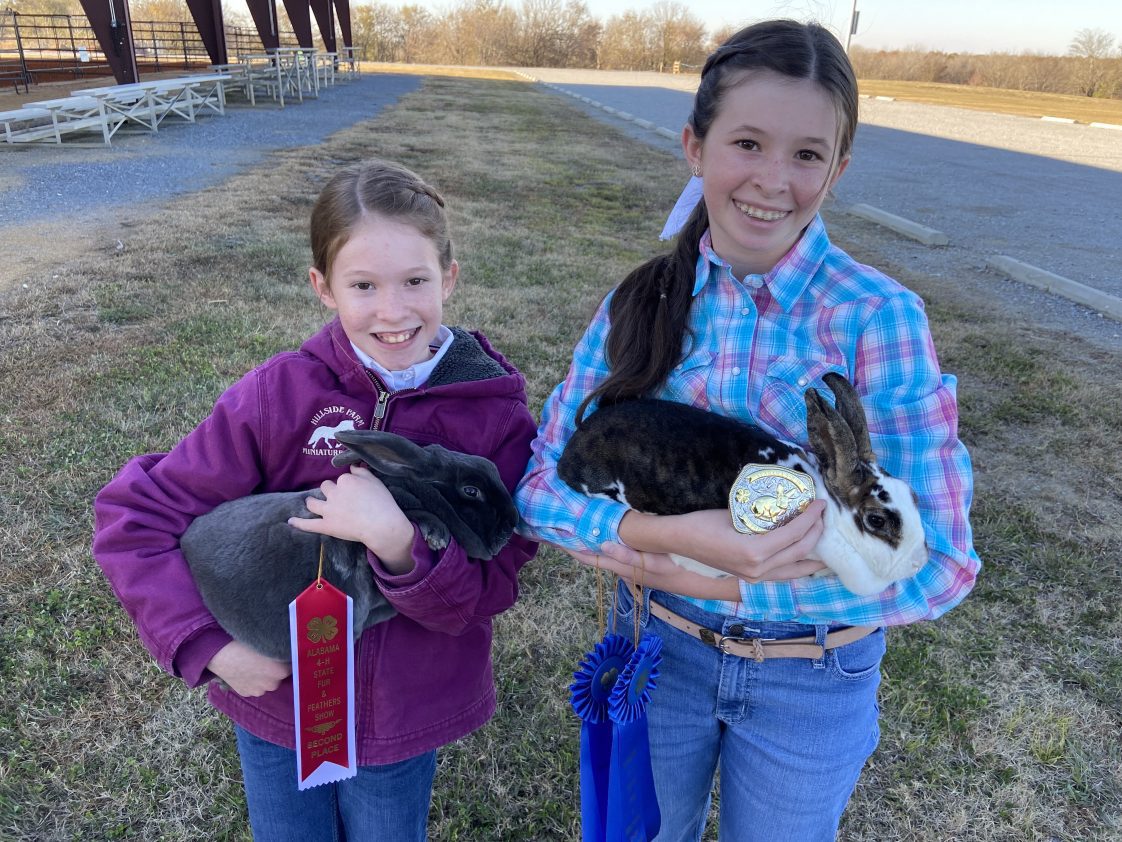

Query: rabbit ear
[[332, 429, 429, 476], [822, 373, 875, 464], [805, 386, 863, 495]]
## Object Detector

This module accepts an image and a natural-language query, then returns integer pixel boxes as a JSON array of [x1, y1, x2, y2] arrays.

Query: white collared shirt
[[350, 325, 453, 391]]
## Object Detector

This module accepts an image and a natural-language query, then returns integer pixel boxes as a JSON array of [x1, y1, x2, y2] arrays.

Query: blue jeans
[[234, 725, 437, 841], [614, 584, 884, 842]]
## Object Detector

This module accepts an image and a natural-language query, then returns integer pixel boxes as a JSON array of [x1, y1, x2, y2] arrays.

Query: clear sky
[[582, 0, 1122, 55]]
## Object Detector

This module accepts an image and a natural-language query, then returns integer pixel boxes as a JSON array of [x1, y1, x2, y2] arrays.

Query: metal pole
[[13, 12, 32, 90], [845, 0, 857, 53]]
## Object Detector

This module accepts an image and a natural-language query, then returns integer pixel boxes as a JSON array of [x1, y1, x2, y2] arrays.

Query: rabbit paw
[[411, 512, 450, 551]]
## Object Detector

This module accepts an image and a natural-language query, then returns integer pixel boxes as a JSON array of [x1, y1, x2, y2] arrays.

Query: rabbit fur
[[558, 373, 928, 596], [182, 429, 519, 661]]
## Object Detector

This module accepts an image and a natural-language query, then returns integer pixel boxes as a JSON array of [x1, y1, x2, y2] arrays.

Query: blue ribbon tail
[[570, 634, 636, 842], [606, 715, 661, 841], [579, 721, 612, 842]]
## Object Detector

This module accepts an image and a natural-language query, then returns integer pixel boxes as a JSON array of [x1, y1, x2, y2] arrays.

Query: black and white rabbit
[[181, 429, 519, 661], [558, 373, 928, 596]]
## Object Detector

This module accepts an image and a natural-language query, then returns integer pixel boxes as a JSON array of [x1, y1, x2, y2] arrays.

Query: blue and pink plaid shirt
[[515, 216, 980, 627]]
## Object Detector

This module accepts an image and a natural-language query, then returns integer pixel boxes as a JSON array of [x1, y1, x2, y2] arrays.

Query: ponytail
[[577, 201, 709, 423], [576, 20, 857, 425]]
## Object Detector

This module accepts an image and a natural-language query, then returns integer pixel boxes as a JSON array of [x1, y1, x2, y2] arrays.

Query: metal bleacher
[[1, 11, 361, 146]]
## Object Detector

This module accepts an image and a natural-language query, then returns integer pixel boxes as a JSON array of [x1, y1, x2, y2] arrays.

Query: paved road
[[525, 68, 1122, 304]]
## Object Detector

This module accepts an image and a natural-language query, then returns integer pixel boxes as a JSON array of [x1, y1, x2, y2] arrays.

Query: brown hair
[[309, 159, 453, 282], [579, 19, 858, 421]]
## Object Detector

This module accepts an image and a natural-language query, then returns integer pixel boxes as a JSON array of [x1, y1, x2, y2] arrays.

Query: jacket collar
[[304, 319, 516, 390]]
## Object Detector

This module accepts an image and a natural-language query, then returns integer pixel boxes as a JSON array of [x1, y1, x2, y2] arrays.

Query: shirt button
[[797, 377, 808, 386], [732, 367, 741, 375], [676, 364, 683, 370], [592, 527, 601, 537], [741, 308, 750, 316]]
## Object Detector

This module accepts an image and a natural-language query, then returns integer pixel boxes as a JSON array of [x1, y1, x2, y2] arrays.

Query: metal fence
[[0, 11, 311, 92]]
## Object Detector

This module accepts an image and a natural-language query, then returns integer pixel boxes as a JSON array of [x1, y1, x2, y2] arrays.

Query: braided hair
[[577, 19, 858, 422], [310, 159, 454, 283]]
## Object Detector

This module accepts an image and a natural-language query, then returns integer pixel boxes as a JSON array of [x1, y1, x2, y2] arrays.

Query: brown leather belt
[[647, 598, 877, 662]]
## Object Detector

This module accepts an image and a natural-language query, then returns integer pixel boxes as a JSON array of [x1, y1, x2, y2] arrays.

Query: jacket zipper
[[365, 370, 392, 431], [372, 387, 389, 430], [365, 370, 419, 431]]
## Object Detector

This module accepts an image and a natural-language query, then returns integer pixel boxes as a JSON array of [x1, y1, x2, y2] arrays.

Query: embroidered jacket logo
[[303, 406, 367, 457]]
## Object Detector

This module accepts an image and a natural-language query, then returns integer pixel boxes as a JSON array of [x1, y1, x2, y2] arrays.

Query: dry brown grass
[[857, 79, 1122, 124], [359, 62, 526, 81], [1, 74, 1119, 841]]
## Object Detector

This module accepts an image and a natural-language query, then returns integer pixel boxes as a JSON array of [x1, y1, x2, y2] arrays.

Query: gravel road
[[0, 74, 421, 228]]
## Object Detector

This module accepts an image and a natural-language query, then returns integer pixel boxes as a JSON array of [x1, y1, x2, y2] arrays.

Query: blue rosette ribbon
[[606, 633, 663, 842], [570, 633, 635, 842]]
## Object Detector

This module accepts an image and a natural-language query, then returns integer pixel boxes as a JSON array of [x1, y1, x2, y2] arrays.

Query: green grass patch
[[1, 75, 1120, 840]]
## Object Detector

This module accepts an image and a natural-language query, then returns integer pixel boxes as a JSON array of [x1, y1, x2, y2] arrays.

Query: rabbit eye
[[463, 485, 481, 498], [864, 513, 887, 531]]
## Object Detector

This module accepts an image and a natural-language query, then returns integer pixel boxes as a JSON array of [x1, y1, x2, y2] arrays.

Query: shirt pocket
[[664, 346, 717, 407], [757, 355, 847, 436]]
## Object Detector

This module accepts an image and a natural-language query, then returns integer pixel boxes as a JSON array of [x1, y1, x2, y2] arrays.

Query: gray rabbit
[[558, 373, 928, 596], [181, 429, 519, 661]]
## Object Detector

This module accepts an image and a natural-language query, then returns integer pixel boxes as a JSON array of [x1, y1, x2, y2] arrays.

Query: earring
[[691, 164, 702, 177]]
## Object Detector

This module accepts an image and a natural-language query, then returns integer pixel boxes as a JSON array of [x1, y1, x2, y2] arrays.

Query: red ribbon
[[290, 573, 355, 788]]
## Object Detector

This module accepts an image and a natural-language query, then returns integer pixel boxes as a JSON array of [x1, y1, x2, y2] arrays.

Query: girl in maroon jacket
[[93, 159, 538, 840]]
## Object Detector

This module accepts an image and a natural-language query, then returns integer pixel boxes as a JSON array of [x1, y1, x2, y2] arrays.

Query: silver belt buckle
[[729, 464, 816, 534]]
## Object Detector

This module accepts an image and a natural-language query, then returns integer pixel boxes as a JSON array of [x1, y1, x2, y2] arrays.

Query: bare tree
[[129, 0, 192, 22], [648, 0, 704, 71], [398, 4, 438, 63], [599, 10, 655, 70], [351, 3, 406, 62], [708, 24, 737, 54], [1, 0, 81, 14], [436, 0, 518, 66], [516, 0, 596, 67], [1068, 27, 1117, 96]]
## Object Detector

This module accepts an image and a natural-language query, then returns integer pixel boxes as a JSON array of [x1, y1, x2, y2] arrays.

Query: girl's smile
[[309, 215, 458, 372], [684, 70, 849, 278]]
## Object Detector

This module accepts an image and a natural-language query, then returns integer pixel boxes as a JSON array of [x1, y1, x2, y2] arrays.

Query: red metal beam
[[309, 0, 335, 53], [333, 0, 351, 48], [243, 0, 281, 51], [185, 0, 228, 66], [77, 0, 138, 84], [279, 0, 314, 48]]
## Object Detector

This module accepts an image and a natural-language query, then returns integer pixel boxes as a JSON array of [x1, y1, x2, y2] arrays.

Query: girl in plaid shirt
[[516, 19, 980, 841]]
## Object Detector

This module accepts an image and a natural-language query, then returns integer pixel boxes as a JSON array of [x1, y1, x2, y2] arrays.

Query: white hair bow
[[658, 175, 704, 241]]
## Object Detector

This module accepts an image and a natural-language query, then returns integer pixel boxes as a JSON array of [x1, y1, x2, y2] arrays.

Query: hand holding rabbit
[[181, 429, 521, 662], [617, 500, 828, 584], [206, 640, 292, 697], [559, 374, 928, 596], [290, 465, 416, 574]]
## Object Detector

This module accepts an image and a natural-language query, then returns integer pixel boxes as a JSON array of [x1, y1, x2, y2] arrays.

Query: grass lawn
[[0, 74, 1119, 840]]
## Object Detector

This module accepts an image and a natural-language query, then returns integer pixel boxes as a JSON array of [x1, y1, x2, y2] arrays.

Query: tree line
[[348, 0, 713, 72], [5, 0, 1119, 98], [347, 4, 1122, 98], [851, 28, 1121, 99]]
